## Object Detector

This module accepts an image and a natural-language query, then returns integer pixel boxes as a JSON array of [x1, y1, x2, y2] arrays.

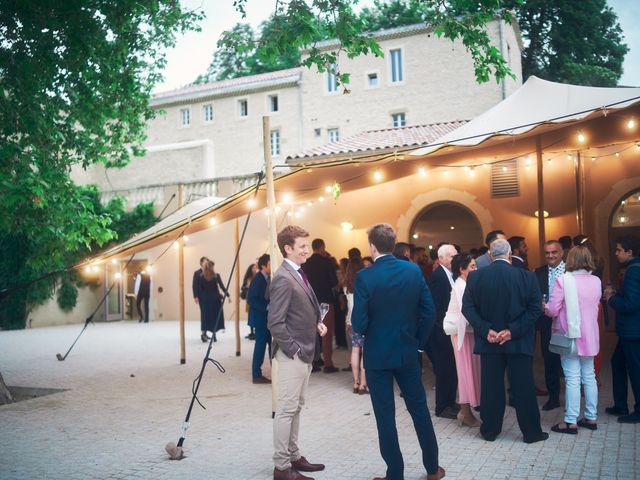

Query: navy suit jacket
[[428, 265, 452, 326], [352, 255, 435, 370], [461, 259, 542, 356], [534, 265, 552, 329], [248, 271, 269, 328]]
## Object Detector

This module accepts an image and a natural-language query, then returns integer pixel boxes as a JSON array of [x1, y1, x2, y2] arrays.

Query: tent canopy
[[85, 77, 640, 265]]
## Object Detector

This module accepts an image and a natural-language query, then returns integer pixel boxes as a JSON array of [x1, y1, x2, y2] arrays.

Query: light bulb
[[469, 167, 476, 176], [627, 118, 636, 130], [183, 235, 189, 242], [145, 265, 153, 273], [450, 226, 455, 230], [341, 221, 353, 232], [502, 166, 508, 172], [85, 266, 92, 273], [591, 156, 596, 161], [307, 201, 313, 207], [418, 167, 427, 177], [282, 193, 292, 203], [325, 186, 333, 194], [209, 217, 217, 225], [577, 132, 586, 143], [247, 198, 256, 208], [412, 233, 419, 239], [114, 272, 122, 280], [318, 197, 325, 203], [172, 242, 179, 250], [373, 170, 383, 182], [111, 259, 118, 265], [615, 152, 620, 157]]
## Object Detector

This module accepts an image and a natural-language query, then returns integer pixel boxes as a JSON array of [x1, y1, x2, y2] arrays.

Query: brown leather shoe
[[425, 466, 446, 480], [252, 376, 271, 384], [291, 456, 325, 472], [273, 467, 313, 480]]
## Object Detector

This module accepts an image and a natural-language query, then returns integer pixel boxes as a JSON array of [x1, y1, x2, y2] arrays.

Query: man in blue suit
[[250, 254, 272, 384], [352, 224, 444, 480], [461, 239, 548, 444]]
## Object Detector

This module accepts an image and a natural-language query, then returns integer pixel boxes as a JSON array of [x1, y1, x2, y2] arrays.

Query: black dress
[[196, 272, 228, 332]]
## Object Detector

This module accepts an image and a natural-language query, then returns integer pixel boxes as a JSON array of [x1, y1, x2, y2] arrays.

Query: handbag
[[548, 333, 577, 356], [443, 284, 462, 336]]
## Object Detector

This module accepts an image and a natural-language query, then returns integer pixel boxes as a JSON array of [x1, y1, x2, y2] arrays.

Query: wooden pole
[[263, 115, 280, 416], [536, 136, 546, 260], [234, 218, 241, 357], [178, 184, 186, 365], [574, 152, 585, 234]]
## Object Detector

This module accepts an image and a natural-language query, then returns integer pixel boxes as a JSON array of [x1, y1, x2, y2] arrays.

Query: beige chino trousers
[[272, 349, 312, 471]]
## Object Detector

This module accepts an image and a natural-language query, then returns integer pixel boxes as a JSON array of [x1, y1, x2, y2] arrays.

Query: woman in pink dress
[[444, 253, 481, 427], [545, 245, 601, 434]]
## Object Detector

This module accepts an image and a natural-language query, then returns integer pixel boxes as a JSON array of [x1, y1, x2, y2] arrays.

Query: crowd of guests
[[243, 229, 640, 435]]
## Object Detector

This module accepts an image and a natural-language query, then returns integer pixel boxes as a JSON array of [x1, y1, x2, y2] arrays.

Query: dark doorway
[[608, 188, 640, 283], [410, 202, 484, 253]]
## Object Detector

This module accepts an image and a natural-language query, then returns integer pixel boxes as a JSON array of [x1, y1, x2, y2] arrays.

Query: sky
[[155, 0, 640, 93]]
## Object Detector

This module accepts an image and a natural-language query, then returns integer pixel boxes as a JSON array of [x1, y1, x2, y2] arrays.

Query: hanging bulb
[[418, 167, 427, 177], [577, 132, 586, 143], [373, 169, 383, 182], [209, 217, 217, 225], [627, 118, 636, 130]]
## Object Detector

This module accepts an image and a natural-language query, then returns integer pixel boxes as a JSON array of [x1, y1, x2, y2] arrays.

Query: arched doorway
[[608, 188, 640, 281], [410, 202, 484, 253]]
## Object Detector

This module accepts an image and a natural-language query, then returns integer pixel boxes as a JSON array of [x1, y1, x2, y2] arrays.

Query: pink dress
[[546, 272, 601, 357], [446, 277, 481, 406]]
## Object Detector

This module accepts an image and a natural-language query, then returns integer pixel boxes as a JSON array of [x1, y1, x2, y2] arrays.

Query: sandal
[[358, 385, 370, 395], [551, 422, 578, 434], [577, 418, 597, 430], [353, 384, 360, 394]]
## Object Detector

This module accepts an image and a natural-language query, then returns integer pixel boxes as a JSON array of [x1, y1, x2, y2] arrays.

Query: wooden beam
[[536, 136, 546, 259], [178, 184, 186, 365], [234, 218, 241, 357], [574, 152, 585, 234]]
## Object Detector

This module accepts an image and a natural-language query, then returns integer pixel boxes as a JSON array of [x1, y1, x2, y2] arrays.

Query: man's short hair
[[490, 238, 511, 259], [394, 242, 411, 258], [544, 240, 562, 248], [277, 225, 309, 256], [508, 236, 525, 253], [367, 224, 396, 254], [347, 247, 361, 260], [616, 236, 640, 257], [311, 238, 325, 251], [257, 253, 270, 269], [485, 229, 505, 247], [437, 244, 456, 259]]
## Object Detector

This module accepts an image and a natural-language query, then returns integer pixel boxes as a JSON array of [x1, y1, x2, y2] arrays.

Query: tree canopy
[[0, 1, 201, 329], [199, 0, 628, 88], [198, 0, 517, 87]]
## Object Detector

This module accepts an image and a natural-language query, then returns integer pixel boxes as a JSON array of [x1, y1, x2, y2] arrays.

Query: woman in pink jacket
[[545, 245, 602, 434]]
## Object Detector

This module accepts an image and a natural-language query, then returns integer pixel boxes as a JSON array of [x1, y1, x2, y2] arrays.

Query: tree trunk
[[0, 371, 13, 405]]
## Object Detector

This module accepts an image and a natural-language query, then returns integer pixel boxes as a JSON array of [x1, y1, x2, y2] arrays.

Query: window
[[180, 108, 190, 127], [270, 130, 280, 157], [392, 113, 406, 128], [239, 99, 248, 117], [390, 48, 404, 83], [327, 64, 337, 93], [268, 95, 279, 113], [203, 104, 213, 122], [367, 72, 379, 87], [328, 128, 340, 143]]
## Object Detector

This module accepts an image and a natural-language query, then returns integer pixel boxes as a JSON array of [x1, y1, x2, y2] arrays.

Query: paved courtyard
[[0, 320, 638, 480]]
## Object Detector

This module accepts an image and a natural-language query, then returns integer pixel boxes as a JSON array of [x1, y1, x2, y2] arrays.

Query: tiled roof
[[287, 121, 468, 163], [151, 67, 303, 106]]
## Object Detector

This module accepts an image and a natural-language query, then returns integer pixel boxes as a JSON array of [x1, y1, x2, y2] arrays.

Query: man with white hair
[[461, 239, 548, 443], [427, 243, 460, 419]]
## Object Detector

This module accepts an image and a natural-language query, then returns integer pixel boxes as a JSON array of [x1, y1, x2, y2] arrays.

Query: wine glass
[[319, 303, 330, 323]]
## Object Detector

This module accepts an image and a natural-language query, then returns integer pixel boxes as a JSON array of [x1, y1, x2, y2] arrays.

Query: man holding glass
[[268, 225, 327, 480]]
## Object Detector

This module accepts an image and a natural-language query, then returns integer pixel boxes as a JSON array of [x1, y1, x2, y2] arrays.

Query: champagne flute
[[319, 303, 330, 324]]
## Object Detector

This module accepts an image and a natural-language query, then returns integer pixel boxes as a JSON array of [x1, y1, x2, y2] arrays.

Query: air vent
[[491, 160, 519, 198]]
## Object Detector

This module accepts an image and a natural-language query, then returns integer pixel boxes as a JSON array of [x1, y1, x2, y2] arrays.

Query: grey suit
[[268, 260, 321, 472], [268, 261, 320, 363]]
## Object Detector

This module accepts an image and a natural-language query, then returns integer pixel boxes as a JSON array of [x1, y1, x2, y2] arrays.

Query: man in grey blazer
[[268, 225, 328, 480]]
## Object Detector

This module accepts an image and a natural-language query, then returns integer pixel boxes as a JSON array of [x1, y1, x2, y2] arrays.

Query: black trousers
[[367, 364, 439, 480], [537, 320, 561, 400], [136, 294, 149, 322], [611, 337, 640, 413], [480, 353, 543, 441], [427, 324, 458, 414]]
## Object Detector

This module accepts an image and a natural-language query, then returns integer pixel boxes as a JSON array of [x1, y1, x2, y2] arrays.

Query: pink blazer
[[545, 272, 601, 357]]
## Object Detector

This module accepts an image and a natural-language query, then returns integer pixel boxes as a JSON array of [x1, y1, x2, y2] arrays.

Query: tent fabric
[[410, 76, 640, 157], [86, 77, 640, 264]]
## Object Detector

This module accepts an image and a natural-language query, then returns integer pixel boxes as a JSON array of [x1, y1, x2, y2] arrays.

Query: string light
[[295, 211, 301, 218], [287, 211, 293, 217], [615, 152, 620, 157], [418, 167, 427, 176], [111, 259, 118, 265], [464, 166, 470, 171], [567, 153, 572, 160], [318, 196, 325, 203], [307, 201, 313, 207], [469, 167, 476, 176], [547, 158, 553, 165], [591, 156, 596, 161], [281, 193, 292, 203], [325, 185, 333, 194], [373, 169, 383, 182], [275, 205, 282, 213], [502, 165, 508, 172], [577, 132, 586, 143], [114, 272, 122, 280], [412, 233, 419, 239], [84, 266, 92, 273], [627, 118, 636, 130], [91, 265, 100, 273], [534, 210, 550, 218], [341, 221, 353, 232], [183, 235, 189, 243], [172, 242, 179, 250], [209, 217, 217, 225], [450, 226, 455, 230], [442, 170, 449, 176], [145, 265, 153, 273], [247, 197, 256, 208]]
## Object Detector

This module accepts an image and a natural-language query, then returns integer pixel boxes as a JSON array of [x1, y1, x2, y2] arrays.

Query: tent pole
[[536, 136, 546, 260], [234, 218, 241, 357], [574, 152, 585, 233], [178, 184, 186, 365], [263, 115, 280, 417]]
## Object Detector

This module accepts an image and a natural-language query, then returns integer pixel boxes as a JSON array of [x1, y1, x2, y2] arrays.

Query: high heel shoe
[[353, 384, 360, 394], [201, 333, 210, 343], [457, 410, 481, 427]]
